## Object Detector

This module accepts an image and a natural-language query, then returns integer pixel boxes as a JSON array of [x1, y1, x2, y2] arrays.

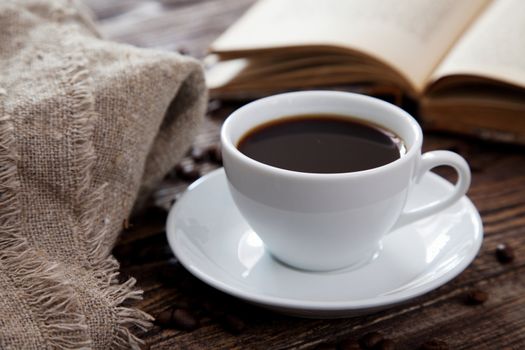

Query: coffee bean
[[172, 308, 199, 331], [176, 162, 201, 181], [221, 314, 245, 334], [338, 338, 360, 350], [495, 243, 515, 264], [191, 147, 207, 162], [155, 308, 199, 331], [155, 308, 173, 327], [207, 99, 222, 113], [185, 168, 201, 182], [177, 163, 195, 179], [375, 339, 395, 350], [173, 163, 186, 176], [465, 289, 488, 305], [166, 163, 181, 179], [206, 144, 222, 164], [359, 332, 383, 349], [419, 338, 449, 350]]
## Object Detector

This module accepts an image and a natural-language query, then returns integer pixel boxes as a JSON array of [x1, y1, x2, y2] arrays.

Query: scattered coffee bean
[[176, 162, 201, 181], [185, 167, 201, 182], [155, 308, 173, 326], [122, 218, 131, 230], [155, 307, 199, 331], [166, 163, 181, 179], [173, 163, 186, 176], [495, 243, 515, 264], [465, 289, 488, 305], [207, 99, 222, 114], [221, 314, 245, 335], [206, 144, 222, 164], [359, 332, 383, 349], [375, 339, 395, 350], [420, 338, 449, 350], [338, 338, 360, 350], [172, 308, 199, 331], [191, 147, 207, 162]]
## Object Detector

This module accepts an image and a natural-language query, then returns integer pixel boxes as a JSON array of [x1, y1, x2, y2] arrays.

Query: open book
[[207, 0, 525, 144]]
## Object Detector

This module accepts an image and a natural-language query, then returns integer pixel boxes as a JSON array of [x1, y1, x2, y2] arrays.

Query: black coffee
[[237, 114, 405, 173]]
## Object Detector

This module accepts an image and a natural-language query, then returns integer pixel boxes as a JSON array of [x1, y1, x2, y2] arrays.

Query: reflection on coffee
[[237, 114, 406, 173]]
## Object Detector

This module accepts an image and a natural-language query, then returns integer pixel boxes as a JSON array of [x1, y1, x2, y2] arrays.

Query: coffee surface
[[237, 114, 405, 173]]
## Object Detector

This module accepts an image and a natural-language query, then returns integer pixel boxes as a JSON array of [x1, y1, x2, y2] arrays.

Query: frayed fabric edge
[[0, 114, 91, 349], [62, 30, 154, 348]]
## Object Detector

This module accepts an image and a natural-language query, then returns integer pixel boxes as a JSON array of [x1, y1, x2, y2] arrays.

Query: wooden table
[[85, 1, 525, 348]]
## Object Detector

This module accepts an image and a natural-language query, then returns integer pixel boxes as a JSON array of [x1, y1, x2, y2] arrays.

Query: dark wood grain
[[83, 1, 525, 348]]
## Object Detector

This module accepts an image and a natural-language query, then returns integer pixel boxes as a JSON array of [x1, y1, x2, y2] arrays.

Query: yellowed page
[[211, 0, 489, 93], [430, 0, 525, 89]]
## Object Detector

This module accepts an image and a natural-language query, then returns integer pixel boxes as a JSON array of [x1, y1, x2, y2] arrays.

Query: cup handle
[[391, 150, 471, 231]]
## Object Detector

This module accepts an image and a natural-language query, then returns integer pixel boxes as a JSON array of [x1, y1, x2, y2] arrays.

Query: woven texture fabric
[[0, 0, 207, 348]]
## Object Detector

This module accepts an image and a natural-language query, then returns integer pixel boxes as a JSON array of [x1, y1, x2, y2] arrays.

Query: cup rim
[[221, 91, 423, 179]]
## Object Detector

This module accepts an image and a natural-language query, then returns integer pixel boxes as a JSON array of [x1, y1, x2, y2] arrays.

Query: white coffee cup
[[221, 91, 471, 271]]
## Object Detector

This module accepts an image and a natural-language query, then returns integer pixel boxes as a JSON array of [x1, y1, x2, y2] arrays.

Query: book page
[[211, 0, 490, 93], [430, 0, 525, 89]]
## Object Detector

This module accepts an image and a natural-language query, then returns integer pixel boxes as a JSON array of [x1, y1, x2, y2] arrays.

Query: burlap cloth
[[0, 0, 207, 348]]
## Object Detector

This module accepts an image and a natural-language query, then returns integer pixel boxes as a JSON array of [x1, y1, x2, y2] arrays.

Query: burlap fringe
[[64, 39, 153, 348], [0, 114, 91, 349], [0, 29, 153, 349]]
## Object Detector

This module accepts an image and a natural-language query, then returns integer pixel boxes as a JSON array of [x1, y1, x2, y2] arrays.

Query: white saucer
[[166, 168, 483, 318]]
